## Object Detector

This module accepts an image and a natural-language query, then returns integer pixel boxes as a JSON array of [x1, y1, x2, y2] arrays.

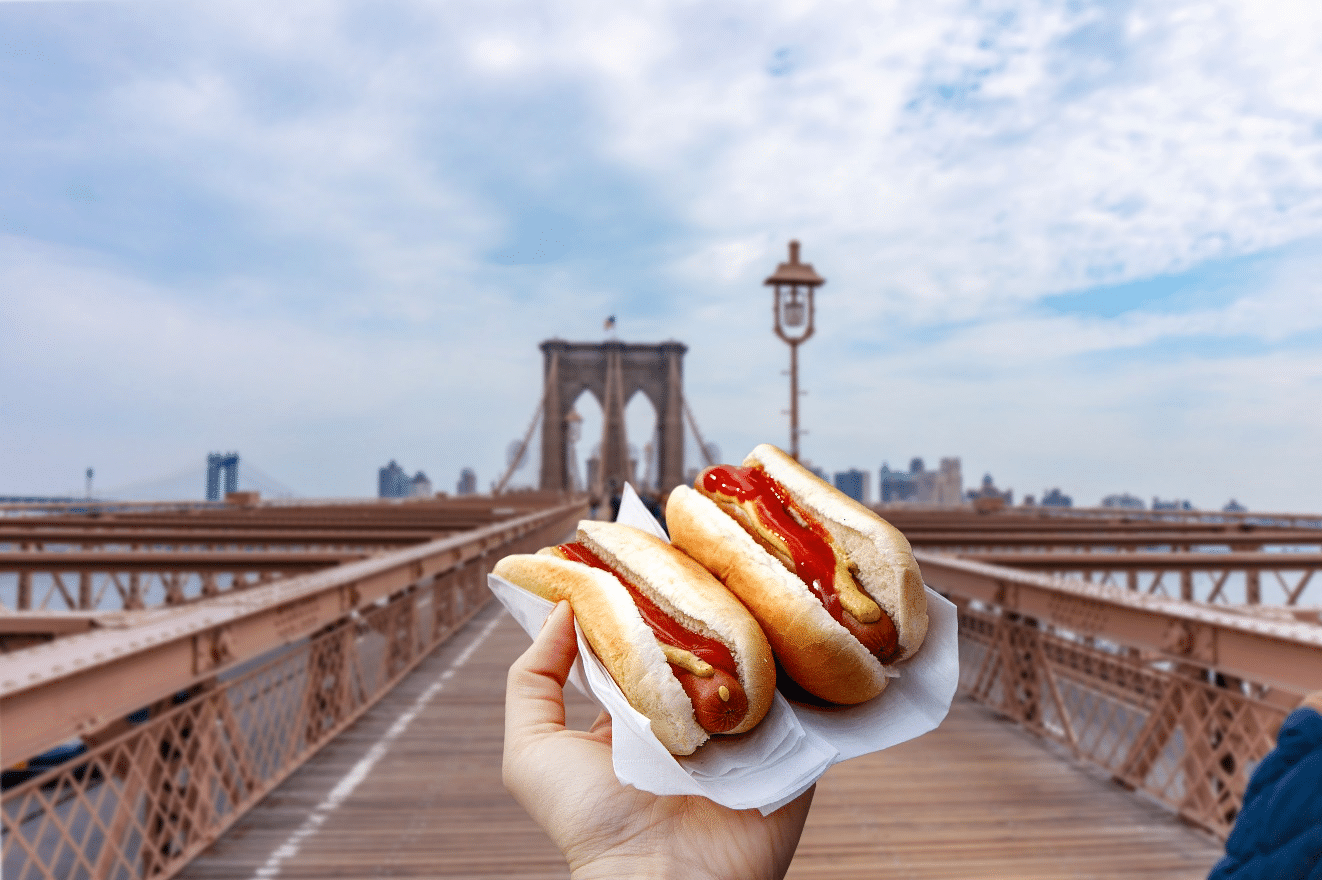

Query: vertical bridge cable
[[684, 399, 716, 469], [495, 353, 554, 495], [494, 399, 543, 495]]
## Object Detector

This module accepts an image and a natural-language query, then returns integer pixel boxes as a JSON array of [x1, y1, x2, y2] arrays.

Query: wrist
[[571, 857, 666, 880], [570, 852, 725, 880]]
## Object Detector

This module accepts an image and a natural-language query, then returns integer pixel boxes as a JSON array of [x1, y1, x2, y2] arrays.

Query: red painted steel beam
[[0, 527, 443, 545], [0, 500, 585, 765], [886, 516, 1313, 534], [907, 530, 1322, 547], [0, 612, 100, 635], [5, 513, 514, 531], [954, 550, 1322, 569], [915, 550, 1322, 694], [0, 549, 370, 572], [1, 501, 560, 531]]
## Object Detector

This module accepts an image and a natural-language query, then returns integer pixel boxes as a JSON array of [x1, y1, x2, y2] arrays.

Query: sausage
[[801, 573, 901, 663], [698, 464, 903, 665], [553, 539, 755, 736], [838, 606, 900, 664], [495, 522, 777, 755], [672, 665, 749, 734], [667, 444, 930, 706]]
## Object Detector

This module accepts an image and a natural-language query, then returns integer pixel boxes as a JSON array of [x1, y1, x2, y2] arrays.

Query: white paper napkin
[[488, 482, 958, 813]]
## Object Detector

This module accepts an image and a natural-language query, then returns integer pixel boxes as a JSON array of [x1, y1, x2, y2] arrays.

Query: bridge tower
[[206, 452, 239, 501], [538, 339, 687, 496]]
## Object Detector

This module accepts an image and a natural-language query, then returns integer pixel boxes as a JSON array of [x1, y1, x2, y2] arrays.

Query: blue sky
[[3, 0, 1322, 511]]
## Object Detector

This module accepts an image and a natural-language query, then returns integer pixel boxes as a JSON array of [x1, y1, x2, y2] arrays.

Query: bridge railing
[[946, 549, 1322, 607], [877, 501, 1322, 530], [1, 500, 585, 880], [0, 495, 570, 614], [8, 503, 1316, 877], [918, 550, 1322, 838], [0, 549, 371, 614]]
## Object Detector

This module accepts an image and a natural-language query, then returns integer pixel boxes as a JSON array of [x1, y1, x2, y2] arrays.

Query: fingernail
[[540, 601, 567, 630]]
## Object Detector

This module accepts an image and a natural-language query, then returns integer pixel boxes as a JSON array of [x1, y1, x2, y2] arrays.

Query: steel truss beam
[[905, 529, 1322, 547], [916, 550, 1322, 695], [0, 549, 368, 572], [922, 549, 1322, 838], [0, 501, 585, 765], [955, 551, 1322, 570]]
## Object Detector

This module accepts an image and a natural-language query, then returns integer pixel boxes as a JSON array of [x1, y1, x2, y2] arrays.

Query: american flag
[[604, 315, 616, 331]]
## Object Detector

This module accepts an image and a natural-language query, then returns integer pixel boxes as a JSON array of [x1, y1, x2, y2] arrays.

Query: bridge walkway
[[178, 601, 1224, 880]]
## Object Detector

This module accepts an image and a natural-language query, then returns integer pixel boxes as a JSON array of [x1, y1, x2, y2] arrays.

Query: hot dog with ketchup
[[666, 443, 928, 706], [493, 520, 775, 755]]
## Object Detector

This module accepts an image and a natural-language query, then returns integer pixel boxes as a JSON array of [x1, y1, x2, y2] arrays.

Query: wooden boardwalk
[[179, 601, 1223, 879]]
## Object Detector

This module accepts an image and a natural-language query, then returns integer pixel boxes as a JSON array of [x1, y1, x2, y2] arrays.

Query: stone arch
[[538, 339, 686, 496], [568, 387, 602, 492], [624, 388, 659, 490]]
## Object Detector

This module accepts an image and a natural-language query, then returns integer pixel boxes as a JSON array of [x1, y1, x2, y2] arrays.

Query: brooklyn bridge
[[3, 344, 1321, 879]]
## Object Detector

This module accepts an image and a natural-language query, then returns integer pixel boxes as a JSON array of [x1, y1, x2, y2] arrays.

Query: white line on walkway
[[250, 610, 505, 880]]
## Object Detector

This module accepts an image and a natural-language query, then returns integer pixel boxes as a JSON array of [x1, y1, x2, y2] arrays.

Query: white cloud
[[535, 0, 1322, 323], [4, 0, 1322, 510], [470, 35, 524, 73]]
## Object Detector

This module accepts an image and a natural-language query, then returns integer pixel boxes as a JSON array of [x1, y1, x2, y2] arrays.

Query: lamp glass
[[783, 298, 806, 327]]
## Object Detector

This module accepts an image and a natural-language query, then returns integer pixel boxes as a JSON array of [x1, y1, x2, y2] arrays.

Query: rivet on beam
[[1162, 620, 1195, 656]]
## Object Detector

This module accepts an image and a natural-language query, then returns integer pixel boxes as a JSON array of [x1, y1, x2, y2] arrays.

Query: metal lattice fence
[[1, 563, 492, 880], [957, 603, 1288, 838]]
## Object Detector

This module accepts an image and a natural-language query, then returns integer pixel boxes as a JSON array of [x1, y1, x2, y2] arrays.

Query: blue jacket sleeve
[[1208, 707, 1322, 880]]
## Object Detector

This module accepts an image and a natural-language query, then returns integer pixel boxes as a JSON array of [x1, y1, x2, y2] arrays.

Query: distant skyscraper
[[410, 471, 432, 498], [206, 452, 239, 501], [879, 456, 962, 504], [456, 468, 477, 496], [1101, 492, 1145, 510], [378, 460, 410, 498], [1041, 488, 1072, 508], [833, 468, 869, 504], [967, 473, 1013, 506]]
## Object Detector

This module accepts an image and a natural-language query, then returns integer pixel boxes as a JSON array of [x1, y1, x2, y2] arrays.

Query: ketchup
[[700, 465, 845, 623], [555, 542, 740, 679]]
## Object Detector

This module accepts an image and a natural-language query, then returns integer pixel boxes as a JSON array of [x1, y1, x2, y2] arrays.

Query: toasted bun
[[666, 444, 928, 705], [493, 521, 775, 754], [746, 444, 929, 662]]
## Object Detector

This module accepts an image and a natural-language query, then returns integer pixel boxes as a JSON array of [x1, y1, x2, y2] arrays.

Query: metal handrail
[[919, 549, 1322, 837], [0, 501, 585, 766]]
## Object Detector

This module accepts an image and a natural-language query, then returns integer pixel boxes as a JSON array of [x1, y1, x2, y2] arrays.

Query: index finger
[[505, 600, 579, 739]]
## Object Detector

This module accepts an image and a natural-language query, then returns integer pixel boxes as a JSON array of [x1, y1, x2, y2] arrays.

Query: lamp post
[[765, 240, 825, 462]]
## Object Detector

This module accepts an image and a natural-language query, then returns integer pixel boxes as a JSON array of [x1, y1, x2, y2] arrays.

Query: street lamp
[[765, 239, 825, 462]]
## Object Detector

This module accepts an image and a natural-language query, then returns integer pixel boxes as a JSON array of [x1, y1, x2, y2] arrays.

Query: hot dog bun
[[667, 443, 928, 705], [493, 520, 775, 755]]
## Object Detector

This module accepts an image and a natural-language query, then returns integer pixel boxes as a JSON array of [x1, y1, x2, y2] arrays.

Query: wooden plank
[[788, 701, 1222, 878], [178, 604, 1224, 879], [177, 602, 590, 880]]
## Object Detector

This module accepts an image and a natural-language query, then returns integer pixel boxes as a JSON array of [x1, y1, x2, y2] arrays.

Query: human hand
[[503, 600, 815, 880]]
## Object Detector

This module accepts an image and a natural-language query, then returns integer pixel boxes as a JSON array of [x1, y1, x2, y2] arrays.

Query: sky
[[3, 0, 1322, 511]]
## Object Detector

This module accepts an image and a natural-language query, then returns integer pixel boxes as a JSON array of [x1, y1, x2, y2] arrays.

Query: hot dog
[[493, 520, 775, 755], [666, 443, 928, 706]]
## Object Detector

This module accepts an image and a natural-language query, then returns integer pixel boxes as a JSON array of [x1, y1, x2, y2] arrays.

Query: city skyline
[[11, 444, 1245, 515], [4, 2, 1322, 512]]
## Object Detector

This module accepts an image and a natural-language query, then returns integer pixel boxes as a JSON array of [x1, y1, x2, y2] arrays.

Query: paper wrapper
[[488, 483, 959, 814]]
